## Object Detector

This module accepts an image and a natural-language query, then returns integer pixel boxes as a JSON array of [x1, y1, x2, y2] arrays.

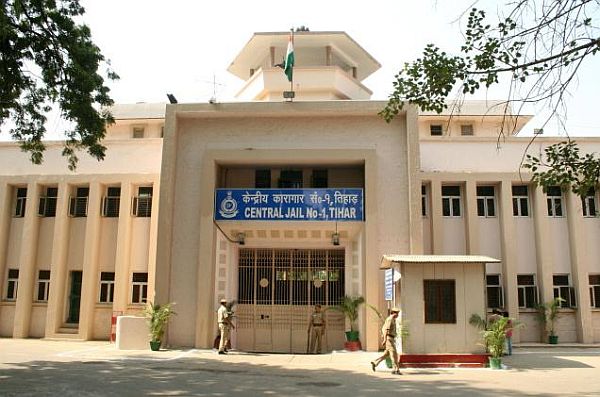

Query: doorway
[[67, 271, 82, 324]]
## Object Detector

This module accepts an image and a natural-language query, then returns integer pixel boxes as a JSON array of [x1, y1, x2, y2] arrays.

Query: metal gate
[[236, 248, 345, 353]]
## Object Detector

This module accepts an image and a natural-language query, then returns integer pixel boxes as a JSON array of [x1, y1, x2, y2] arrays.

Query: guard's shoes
[[370, 361, 377, 372], [218, 351, 227, 355], [392, 370, 402, 375]]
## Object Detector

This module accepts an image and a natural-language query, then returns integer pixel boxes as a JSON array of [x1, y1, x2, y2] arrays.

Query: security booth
[[380, 255, 500, 355]]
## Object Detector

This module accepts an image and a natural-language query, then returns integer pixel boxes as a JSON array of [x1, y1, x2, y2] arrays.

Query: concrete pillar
[[270, 46, 275, 67], [464, 179, 479, 254], [565, 191, 593, 343], [406, 106, 423, 255], [13, 181, 41, 338], [430, 179, 444, 254], [498, 179, 520, 341], [78, 182, 102, 339], [147, 179, 160, 304], [45, 182, 72, 336], [113, 182, 133, 312], [532, 186, 554, 305], [0, 181, 11, 305]]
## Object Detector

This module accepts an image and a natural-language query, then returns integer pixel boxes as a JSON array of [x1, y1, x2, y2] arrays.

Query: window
[[69, 187, 89, 217], [517, 274, 538, 308], [421, 185, 428, 217], [132, 127, 145, 138], [546, 186, 564, 217], [278, 170, 303, 188], [424, 280, 456, 323], [255, 169, 271, 189], [102, 187, 121, 217], [553, 274, 576, 308], [160, 125, 164, 138], [36, 270, 50, 302], [486, 274, 504, 309], [430, 125, 443, 136], [582, 188, 597, 217], [133, 186, 152, 217], [442, 185, 461, 217], [477, 186, 496, 217], [590, 275, 600, 309], [131, 272, 148, 304], [6, 269, 19, 300], [461, 124, 474, 136], [38, 187, 58, 217], [99, 272, 115, 303], [311, 169, 328, 188], [512, 185, 530, 217], [14, 187, 27, 217]]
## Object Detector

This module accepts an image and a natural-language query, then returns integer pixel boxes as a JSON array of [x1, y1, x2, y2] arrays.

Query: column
[[405, 106, 423, 254], [78, 182, 102, 339], [430, 179, 444, 254], [13, 181, 41, 338], [113, 182, 133, 312], [0, 182, 11, 302], [565, 191, 593, 343], [498, 179, 520, 340], [45, 182, 71, 336], [146, 178, 160, 304], [532, 186, 554, 304], [464, 179, 479, 254]]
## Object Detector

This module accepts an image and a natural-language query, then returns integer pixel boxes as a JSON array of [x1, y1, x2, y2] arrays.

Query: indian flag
[[284, 33, 294, 82]]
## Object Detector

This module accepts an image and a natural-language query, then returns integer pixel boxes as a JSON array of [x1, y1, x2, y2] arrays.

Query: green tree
[[1, 0, 118, 170], [381, 0, 600, 196]]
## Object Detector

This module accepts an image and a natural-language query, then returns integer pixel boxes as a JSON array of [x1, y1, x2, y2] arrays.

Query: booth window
[[424, 280, 456, 323]]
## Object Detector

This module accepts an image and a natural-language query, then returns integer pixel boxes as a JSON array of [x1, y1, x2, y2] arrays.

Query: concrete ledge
[[116, 316, 149, 350], [515, 343, 600, 348]]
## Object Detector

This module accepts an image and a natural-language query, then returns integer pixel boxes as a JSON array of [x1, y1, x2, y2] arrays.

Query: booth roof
[[380, 254, 501, 269]]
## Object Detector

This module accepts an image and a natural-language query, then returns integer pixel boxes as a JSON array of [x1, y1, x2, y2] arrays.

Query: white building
[[1, 31, 599, 351]]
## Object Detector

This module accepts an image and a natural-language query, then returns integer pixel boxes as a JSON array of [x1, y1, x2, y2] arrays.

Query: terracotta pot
[[344, 341, 362, 351]]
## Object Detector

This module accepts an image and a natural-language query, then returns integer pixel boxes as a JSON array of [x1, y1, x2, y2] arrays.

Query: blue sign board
[[384, 269, 394, 301], [214, 189, 364, 221]]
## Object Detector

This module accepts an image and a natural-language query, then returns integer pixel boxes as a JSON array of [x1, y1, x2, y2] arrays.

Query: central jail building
[[1, 31, 599, 352]]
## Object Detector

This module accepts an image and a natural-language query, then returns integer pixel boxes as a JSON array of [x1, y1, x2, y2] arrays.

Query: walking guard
[[370, 307, 402, 375]]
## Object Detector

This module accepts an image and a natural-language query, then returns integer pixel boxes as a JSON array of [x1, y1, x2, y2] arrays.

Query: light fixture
[[237, 232, 246, 245], [332, 222, 340, 246]]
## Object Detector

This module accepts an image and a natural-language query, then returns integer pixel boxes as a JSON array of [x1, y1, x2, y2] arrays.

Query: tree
[[1, 0, 118, 170], [380, 0, 600, 196]]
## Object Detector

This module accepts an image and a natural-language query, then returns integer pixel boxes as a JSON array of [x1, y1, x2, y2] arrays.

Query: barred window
[[517, 274, 538, 309], [430, 125, 443, 136], [424, 280, 456, 323], [36, 270, 50, 301]]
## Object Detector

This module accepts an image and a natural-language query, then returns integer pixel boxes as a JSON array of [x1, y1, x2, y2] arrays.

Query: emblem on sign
[[218, 191, 238, 218]]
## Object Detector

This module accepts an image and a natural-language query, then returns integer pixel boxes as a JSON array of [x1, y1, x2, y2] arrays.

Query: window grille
[[460, 124, 474, 136], [132, 187, 152, 217], [430, 125, 443, 136]]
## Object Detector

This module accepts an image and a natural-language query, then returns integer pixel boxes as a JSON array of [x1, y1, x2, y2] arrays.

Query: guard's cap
[[220, 298, 228, 303], [390, 307, 400, 313]]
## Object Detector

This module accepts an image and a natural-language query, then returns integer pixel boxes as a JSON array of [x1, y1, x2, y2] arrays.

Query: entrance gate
[[236, 248, 346, 353]]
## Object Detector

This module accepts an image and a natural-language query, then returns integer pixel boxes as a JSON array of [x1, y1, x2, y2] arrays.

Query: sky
[[2, 0, 600, 138]]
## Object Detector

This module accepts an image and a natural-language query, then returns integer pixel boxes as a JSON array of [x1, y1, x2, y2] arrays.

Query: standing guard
[[307, 304, 326, 354], [217, 298, 234, 354]]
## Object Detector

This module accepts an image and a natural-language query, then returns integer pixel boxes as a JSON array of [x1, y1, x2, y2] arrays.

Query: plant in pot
[[331, 295, 365, 350], [143, 302, 176, 351], [470, 313, 520, 369], [536, 297, 564, 344]]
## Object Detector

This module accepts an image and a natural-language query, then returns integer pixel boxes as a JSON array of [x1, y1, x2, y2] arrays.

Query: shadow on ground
[[0, 355, 575, 397]]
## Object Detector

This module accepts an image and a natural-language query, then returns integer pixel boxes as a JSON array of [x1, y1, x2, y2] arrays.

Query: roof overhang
[[380, 254, 501, 269]]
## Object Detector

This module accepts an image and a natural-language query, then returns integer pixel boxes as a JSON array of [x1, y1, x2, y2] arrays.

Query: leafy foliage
[[143, 302, 176, 342], [381, 1, 600, 122], [331, 295, 365, 331], [536, 297, 564, 337], [470, 314, 521, 358], [1, 0, 118, 169], [523, 141, 600, 197]]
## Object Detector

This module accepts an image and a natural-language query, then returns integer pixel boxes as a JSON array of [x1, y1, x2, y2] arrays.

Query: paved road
[[1, 339, 599, 396]]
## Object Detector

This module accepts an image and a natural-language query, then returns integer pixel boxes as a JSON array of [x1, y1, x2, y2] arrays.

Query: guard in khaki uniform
[[307, 304, 326, 354], [370, 307, 401, 375], [217, 298, 234, 354]]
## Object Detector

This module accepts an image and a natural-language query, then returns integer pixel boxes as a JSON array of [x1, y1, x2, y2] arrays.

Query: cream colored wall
[[442, 219, 466, 254], [93, 307, 112, 340], [555, 312, 578, 342], [0, 306, 15, 336], [6, 219, 24, 267], [156, 101, 419, 350], [36, 219, 55, 266], [400, 262, 486, 354], [130, 219, 151, 272], [479, 219, 502, 274], [515, 218, 538, 274], [28, 306, 47, 337], [584, 222, 600, 273], [105, 120, 164, 140], [67, 220, 86, 270], [551, 220, 572, 273], [98, 219, 118, 271], [519, 312, 541, 342]]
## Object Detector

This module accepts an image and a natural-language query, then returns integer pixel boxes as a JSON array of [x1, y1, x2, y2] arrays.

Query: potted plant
[[143, 302, 176, 351], [331, 295, 365, 350], [536, 297, 564, 344], [470, 313, 520, 369]]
